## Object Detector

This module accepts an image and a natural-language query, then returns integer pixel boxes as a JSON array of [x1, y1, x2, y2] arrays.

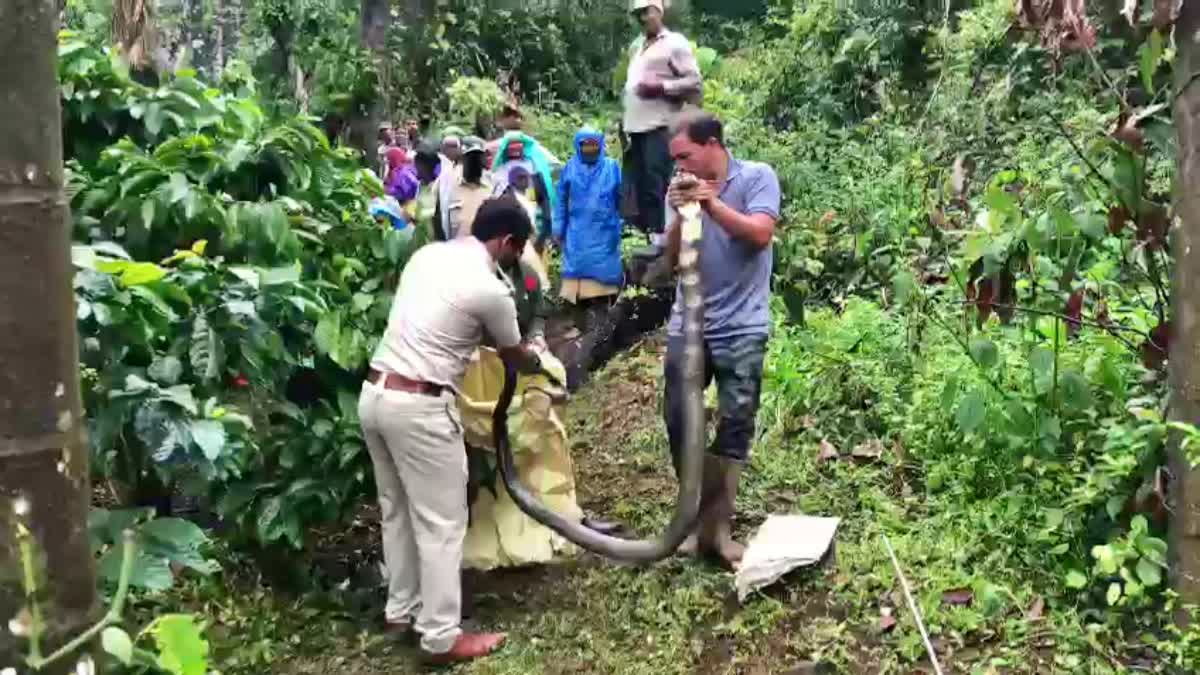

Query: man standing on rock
[[662, 111, 781, 571], [622, 0, 702, 253], [360, 199, 548, 664]]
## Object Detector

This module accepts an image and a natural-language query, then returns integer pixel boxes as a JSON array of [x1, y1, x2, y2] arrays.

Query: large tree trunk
[[1171, 0, 1200, 625], [349, 0, 393, 159], [0, 0, 98, 670]]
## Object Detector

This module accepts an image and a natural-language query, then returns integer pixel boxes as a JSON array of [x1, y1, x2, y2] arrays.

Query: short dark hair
[[413, 140, 439, 166], [472, 197, 532, 246], [671, 109, 724, 146], [462, 151, 485, 184]]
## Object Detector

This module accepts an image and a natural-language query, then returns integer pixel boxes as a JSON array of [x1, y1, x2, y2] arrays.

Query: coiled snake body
[[492, 173, 706, 564]]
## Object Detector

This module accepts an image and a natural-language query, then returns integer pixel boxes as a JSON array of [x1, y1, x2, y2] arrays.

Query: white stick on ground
[[882, 534, 945, 675]]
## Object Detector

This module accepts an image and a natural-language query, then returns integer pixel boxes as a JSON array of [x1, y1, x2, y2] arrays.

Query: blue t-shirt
[[667, 156, 782, 339]]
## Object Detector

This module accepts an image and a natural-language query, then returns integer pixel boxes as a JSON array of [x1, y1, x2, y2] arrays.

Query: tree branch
[[954, 300, 1147, 351]]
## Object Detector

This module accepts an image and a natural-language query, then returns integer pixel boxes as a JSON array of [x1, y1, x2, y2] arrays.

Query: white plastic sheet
[[735, 515, 840, 602]]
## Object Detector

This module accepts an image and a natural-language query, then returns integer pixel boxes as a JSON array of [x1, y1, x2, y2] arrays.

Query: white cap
[[631, 0, 665, 13]]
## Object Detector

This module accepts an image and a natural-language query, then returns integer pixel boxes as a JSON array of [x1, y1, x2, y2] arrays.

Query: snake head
[[670, 171, 701, 192]]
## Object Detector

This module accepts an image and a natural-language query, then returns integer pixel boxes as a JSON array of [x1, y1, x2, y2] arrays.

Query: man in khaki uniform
[[359, 199, 546, 665]]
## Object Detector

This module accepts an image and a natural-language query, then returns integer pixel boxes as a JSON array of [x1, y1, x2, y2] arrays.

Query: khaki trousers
[[359, 379, 467, 654]]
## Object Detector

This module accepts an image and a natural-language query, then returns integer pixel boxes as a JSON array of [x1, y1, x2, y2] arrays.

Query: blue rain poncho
[[553, 128, 623, 286]]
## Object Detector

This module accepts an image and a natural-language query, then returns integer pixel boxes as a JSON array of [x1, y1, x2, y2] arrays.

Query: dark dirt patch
[[564, 334, 676, 517]]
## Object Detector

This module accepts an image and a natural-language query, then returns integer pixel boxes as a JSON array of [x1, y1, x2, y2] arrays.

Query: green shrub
[[63, 34, 410, 550]]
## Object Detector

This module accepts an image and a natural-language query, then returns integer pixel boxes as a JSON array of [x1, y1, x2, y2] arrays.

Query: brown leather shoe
[[425, 632, 508, 665]]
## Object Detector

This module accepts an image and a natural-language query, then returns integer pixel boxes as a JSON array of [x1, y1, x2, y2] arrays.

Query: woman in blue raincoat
[[553, 128, 624, 387], [554, 128, 623, 303]]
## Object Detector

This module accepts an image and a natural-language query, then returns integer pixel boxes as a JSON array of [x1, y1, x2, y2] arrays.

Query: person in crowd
[[403, 117, 422, 150], [441, 126, 467, 165], [446, 137, 494, 240], [435, 128, 468, 241], [494, 165, 552, 289], [554, 128, 624, 341], [384, 146, 419, 204], [409, 141, 454, 242], [360, 198, 547, 664], [492, 132, 556, 252], [503, 166, 537, 220], [661, 111, 780, 571], [622, 0, 702, 254], [377, 122, 398, 180]]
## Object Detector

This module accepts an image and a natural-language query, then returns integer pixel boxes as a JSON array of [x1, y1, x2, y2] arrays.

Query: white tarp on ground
[[735, 515, 840, 602]]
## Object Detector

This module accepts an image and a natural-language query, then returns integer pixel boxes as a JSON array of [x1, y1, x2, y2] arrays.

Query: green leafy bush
[[89, 508, 219, 592], [62, 34, 409, 550]]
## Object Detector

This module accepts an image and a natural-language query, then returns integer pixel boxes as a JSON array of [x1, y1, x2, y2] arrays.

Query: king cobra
[[492, 173, 706, 564]]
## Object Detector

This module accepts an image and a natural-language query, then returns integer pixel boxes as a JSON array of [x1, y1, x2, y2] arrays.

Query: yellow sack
[[459, 348, 582, 570]]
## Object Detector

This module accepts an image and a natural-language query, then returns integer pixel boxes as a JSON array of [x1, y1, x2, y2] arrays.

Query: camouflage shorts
[[664, 333, 768, 465]]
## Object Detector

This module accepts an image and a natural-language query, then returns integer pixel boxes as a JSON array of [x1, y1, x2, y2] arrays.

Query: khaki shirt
[[448, 175, 494, 240], [370, 238, 521, 391], [622, 29, 702, 134]]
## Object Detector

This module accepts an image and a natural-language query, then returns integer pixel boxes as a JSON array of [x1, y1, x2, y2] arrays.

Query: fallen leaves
[[1141, 321, 1171, 370], [1027, 595, 1046, 621], [878, 607, 897, 633], [817, 439, 840, 464], [941, 587, 974, 607], [1064, 290, 1085, 338], [1015, 0, 1097, 55], [1109, 104, 1168, 155], [952, 154, 975, 200], [1136, 466, 1170, 529], [1110, 113, 1145, 152], [816, 438, 894, 465], [851, 439, 886, 462], [1107, 205, 1130, 236], [966, 261, 1017, 327], [1135, 204, 1169, 251]]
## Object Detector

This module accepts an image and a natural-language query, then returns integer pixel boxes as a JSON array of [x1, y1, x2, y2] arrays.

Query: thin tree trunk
[[1171, 0, 1200, 626], [349, 0, 392, 159], [214, 0, 224, 76], [0, 0, 97, 670], [183, 0, 208, 76], [292, 58, 309, 114], [228, 0, 241, 59]]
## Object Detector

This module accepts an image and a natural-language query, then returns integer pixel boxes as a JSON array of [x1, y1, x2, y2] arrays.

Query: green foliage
[[759, 293, 1175, 665], [712, 0, 1188, 659], [63, 33, 408, 550], [88, 508, 219, 592], [386, 0, 636, 115], [446, 76, 508, 132], [101, 614, 211, 675]]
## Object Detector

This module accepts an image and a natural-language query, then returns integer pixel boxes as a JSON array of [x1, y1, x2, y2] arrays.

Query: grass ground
[[138, 332, 1102, 674]]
